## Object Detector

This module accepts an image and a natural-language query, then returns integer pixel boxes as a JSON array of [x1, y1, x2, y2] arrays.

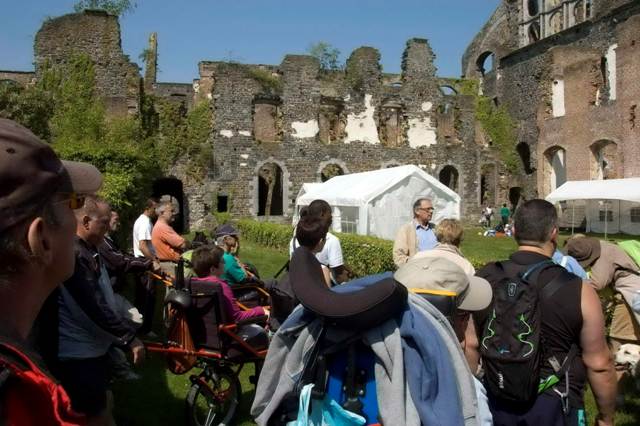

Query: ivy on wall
[[457, 78, 519, 173]]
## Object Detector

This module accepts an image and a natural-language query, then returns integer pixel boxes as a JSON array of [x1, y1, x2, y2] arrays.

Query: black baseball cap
[[0, 118, 103, 232]]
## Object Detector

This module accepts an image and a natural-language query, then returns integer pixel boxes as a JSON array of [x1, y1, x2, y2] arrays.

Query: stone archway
[[257, 162, 284, 216], [517, 142, 534, 175], [543, 146, 567, 195], [319, 163, 345, 182], [439, 165, 460, 193], [476, 51, 495, 75], [590, 140, 619, 180]]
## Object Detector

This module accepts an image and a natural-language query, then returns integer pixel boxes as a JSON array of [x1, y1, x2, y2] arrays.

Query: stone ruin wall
[[33, 10, 141, 117], [462, 0, 640, 211], [177, 38, 506, 230], [2, 10, 506, 231]]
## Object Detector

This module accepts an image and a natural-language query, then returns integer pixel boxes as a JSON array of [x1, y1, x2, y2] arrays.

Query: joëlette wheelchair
[[145, 261, 270, 426], [264, 248, 463, 425]]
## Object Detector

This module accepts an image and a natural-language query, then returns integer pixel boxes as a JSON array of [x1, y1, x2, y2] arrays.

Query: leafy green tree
[[307, 42, 342, 71], [73, 0, 136, 16], [0, 81, 54, 140]]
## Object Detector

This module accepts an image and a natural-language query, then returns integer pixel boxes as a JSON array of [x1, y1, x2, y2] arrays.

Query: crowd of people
[[1, 116, 639, 426]]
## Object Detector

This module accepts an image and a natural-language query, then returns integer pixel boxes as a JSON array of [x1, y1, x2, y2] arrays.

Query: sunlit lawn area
[[114, 230, 639, 425]]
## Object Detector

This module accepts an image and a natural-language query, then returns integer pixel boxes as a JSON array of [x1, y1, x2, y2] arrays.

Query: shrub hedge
[[236, 219, 396, 277]]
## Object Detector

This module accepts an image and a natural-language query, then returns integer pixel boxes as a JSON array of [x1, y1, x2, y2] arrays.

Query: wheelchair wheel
[[186, 367, 241, 426]]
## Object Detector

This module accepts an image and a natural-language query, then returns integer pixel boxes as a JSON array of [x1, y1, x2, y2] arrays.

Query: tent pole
[[604, 201, 608, 240], [571, 202, 575, 236]]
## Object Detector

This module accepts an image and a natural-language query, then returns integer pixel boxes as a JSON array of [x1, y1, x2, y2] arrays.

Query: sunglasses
[[54, 192, 86, 210]]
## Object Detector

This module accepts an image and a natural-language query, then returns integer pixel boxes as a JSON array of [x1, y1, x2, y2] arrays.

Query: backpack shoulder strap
[[540, 269, 575, 301]]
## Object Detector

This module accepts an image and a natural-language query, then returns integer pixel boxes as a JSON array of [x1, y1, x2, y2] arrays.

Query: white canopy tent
[[545, 178, 640, 236], [294, 165, 461, 240]]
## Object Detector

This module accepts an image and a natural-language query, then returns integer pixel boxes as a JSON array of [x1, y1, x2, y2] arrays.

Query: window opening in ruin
[[509, 187, 523, 210], [591, 140, 618, 180], [217, 195, 228, 213], [548, 10, 564, 35], [476, 52, 495, 76], [152, 178, 185, 233], [544, 147, 567, 193], [585, 0, 592, 18], [257, 163, 283, 216], [630, 207, 640, 223], [439, 166, 459, 193], [439, 86, 458, 96], [529, 22, 541, 43], [574, 0, 585, 24], [480, 164, 496, 205], [253, 98, 282, 143], [527, 0, 539, 17], [599, 57, 609, 104], [320, 164, 345, 182], [318, 98, 345, 144], [379, 105, 403, 147], [516, 142, 534, 175]]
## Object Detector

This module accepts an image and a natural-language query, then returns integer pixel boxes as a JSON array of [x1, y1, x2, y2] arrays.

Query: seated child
[[190, 245, 268, 323], [295, 215, 332, 287]]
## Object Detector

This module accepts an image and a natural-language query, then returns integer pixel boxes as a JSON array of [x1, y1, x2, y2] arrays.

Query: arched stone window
[[476, 52, 495, 75], [253, 97, 282, 143], [320, 163, 345, 182], [439, 165, 460, 193], [439, 85, 458, 96], [257, 162, 284, 216], [528, 22, 541, 43], [548, 9, 564, 36], [590, 140, 619, 180], [527, 0, 539, 17], [517, 142, 534, 175], [543, 146, 567, 194]]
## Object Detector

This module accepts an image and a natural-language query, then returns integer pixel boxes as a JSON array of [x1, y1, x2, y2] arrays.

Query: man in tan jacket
[[566, 236, 640, 378], [393, 198, 437, 267]]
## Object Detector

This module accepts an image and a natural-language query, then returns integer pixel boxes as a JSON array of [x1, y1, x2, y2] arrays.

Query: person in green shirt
[[500, 203, 511, 226], [214, 224, 257, 285]]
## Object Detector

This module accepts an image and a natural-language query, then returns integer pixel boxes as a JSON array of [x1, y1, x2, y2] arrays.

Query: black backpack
[[479, 260, 574, 403]]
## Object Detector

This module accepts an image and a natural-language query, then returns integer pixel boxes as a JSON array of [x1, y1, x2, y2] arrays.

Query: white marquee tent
[[545, 178, 640, 235], [294, 165, 461, 240]]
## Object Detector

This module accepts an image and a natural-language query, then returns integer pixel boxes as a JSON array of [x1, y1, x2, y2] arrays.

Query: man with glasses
[[56, 195, 145, 424], [0, 118, 102, 424], [393, 198, 437, 267]]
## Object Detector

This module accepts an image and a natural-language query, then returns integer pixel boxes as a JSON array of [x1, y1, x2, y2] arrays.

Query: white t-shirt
[[289, 232, 344, 268], [132, 214, 154, 258]]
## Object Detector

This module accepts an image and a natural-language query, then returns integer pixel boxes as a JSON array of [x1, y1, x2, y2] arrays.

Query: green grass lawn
[[114, 232, 640, 425]]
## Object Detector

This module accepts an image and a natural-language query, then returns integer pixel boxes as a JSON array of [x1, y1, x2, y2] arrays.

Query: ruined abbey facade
[[2, 0, 639, 231]]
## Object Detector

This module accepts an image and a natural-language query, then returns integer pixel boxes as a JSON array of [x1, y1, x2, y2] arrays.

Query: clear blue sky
[[0, 0, 500, 83]]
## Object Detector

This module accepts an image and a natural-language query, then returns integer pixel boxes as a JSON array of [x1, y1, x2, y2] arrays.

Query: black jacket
[[99, 235, 152, 292], [62, 237, 137, 346]]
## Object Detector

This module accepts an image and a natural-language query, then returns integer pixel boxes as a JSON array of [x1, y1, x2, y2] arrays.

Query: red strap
[[0, 343, 86, 426]]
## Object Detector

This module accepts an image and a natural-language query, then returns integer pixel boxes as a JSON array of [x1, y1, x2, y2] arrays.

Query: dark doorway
[[439, 165, 459, 192], [509, 187, 523, 210], [257, 163, 283, 216], [217, 195, 229, 212]]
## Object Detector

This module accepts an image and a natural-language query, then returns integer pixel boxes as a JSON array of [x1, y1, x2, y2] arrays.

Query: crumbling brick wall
[[34, 10, 140, 116]]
